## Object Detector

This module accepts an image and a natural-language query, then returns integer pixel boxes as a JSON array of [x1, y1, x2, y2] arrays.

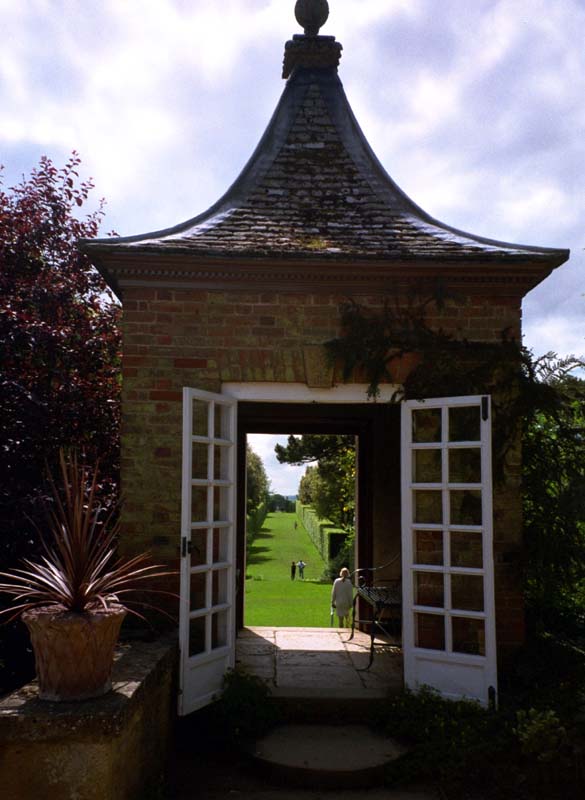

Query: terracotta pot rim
[[22, 603, 127, 620]]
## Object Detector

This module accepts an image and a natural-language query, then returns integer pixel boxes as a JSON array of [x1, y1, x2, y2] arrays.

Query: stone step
[[270, 694, 387, 724], [248, 722, 408, 790]]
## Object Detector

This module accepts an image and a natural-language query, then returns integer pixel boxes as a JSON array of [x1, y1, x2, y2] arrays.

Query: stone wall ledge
[[0, 634, 178, 800]]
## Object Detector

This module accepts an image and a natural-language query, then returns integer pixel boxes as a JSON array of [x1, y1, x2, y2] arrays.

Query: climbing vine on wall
[[325, 293, 583, 480], [326, 291, 585, 630]]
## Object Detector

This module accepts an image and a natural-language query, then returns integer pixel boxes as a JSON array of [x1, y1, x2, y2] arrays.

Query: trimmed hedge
[[246, 501, 268, 545], [296, 501, 347, 564]]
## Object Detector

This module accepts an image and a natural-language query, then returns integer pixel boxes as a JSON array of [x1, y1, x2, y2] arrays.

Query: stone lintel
[[303, 345, 335, 388]]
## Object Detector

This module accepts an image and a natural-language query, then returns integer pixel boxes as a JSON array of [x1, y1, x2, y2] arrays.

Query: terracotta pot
[[22, 604, 127, 701]]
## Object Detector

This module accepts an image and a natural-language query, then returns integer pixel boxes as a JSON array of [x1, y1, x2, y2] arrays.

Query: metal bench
[[348, 559, 402, 670]]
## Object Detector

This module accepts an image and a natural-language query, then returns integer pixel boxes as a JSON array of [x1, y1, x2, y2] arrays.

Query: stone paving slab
[[277, 666, 364, 689], [254, 723, 405, 771], [276, 650, 352, 667], [236, 627, 403, 699], [169, 725, 439, 800], [275, 631, 347, 648], [235, 640, 277, 656], [234, 657, 276, 684], [238, 626, 277, 639]]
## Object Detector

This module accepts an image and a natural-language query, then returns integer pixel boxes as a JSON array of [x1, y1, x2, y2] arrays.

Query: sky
[[247, 433, 309, 497], [2, 0, 584, 493]]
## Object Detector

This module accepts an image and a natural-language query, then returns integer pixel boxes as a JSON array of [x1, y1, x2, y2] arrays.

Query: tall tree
[[0, 153, 120, 692], [246, 443, 269, 512], [277, 435, 356, 529], [523, 366, 585, 631], [0, 153, 121, 565]]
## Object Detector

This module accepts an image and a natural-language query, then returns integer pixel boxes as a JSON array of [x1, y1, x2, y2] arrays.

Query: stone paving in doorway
[[236, 626, 403, 699]]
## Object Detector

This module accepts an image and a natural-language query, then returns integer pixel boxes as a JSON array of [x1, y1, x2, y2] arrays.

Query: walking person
[[290, 561, 297, 580], [297, 559, 306, 579], [331, 567, 354, 627]]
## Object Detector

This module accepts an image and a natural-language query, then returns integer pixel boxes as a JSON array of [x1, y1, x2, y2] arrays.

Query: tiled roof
[[83, 44, 568, 269]]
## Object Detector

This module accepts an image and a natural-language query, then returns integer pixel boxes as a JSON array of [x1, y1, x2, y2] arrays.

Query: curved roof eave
[[80, 66, 569, 267], [80, 69, 310, 252]]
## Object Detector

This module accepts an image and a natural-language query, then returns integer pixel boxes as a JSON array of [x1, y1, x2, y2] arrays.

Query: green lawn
[[244, 511, 333, 627]]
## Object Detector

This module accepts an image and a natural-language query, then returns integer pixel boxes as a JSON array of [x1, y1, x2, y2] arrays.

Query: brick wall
[[120, 283, 524, 660]]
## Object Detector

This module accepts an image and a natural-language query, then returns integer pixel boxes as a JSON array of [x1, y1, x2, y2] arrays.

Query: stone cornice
[[89, 250, 565, 300]]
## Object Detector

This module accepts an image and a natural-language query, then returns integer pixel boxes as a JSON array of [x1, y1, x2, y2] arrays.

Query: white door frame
[[401, 395, 498, 706], [179, 384, 499, 712], [179, 387, 238, 716]]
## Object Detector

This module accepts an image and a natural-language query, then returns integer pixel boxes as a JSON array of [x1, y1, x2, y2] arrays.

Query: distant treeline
[[268, 494, 296, 513]]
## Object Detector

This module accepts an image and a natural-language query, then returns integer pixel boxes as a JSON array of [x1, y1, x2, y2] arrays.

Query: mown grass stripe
[[244, 511, 333, 627]]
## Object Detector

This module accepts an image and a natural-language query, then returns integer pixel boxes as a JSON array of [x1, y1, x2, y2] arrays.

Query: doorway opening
[[179, 387, 497, 713], [243, 431, 358, 629], [236, 402, 402, 629], [234, 402, 404, 698]]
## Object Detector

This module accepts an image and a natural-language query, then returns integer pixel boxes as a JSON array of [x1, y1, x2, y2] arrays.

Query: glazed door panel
[[179, 388, 237, 716], [401, 396, 498, 706]]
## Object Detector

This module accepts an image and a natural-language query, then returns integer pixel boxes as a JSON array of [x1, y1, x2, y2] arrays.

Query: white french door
[[179, 388, 237, 716], [401, 396, 498, 706]]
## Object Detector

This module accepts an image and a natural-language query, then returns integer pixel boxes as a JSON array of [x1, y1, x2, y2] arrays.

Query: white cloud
[[523, 314, 585, 359], [1, 0, 583, 355], [247, 434, 313, 497]]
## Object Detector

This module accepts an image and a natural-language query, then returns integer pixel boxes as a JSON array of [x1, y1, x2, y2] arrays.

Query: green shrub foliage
[[277, 435, 356, 531], [377, 686, 584, 799], [326, 296, 585, 634], [296, 501, 347, 569], [245, 443, 269, 557], [217, 668, 279, 741], [0, 154, 120, 692]]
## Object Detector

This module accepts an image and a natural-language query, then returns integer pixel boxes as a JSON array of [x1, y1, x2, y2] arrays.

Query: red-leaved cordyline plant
[[0, 451, 176, 623]]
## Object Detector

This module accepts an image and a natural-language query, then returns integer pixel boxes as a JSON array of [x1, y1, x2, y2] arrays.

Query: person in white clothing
[[331, 567, 354, 627]]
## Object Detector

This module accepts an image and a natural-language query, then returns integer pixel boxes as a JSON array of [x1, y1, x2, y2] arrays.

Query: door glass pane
[[414, 490, 443, 524], [212, 527, 229, 563], [413, 408, 442, 443], [451, 531, 483, 568], [415, 613, 445, 650], [450, 490, 482, 526], [192, 442, 209, 481], [414, 530, 443, 565], [192, 399, 209, 438], [214, 444, 230, 481], [190, 532, 208, 568], [190, 571, 207, 611], [213, 486, 231, 523], [191, 487, 208, 522], [414, 572, 444, 607], [451, 575, 484, 612], [449, 448, 481, 484], [212, 569, 229, 606], [212, 610, 229, 649], [452, 617, 485, 656], [449, 406, 480, 442], [413, 449, 442, 483], [214, 405, 229, 439], [189, 617, 206, 657]]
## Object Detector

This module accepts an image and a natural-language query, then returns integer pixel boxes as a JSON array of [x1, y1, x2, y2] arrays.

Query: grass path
[[244, 511, 333, 627]]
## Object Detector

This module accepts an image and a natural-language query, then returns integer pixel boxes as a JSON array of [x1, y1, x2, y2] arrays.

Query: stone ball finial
[[295, 0, 329, 37]]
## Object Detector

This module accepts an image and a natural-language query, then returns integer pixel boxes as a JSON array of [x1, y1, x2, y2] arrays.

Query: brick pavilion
[[83, 0, 569, 714]]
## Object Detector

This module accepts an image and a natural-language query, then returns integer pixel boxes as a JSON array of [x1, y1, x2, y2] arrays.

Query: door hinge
[[181, 538, 192, 557], [481, 396, 489, 421], [488, 685, 497, 710]]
